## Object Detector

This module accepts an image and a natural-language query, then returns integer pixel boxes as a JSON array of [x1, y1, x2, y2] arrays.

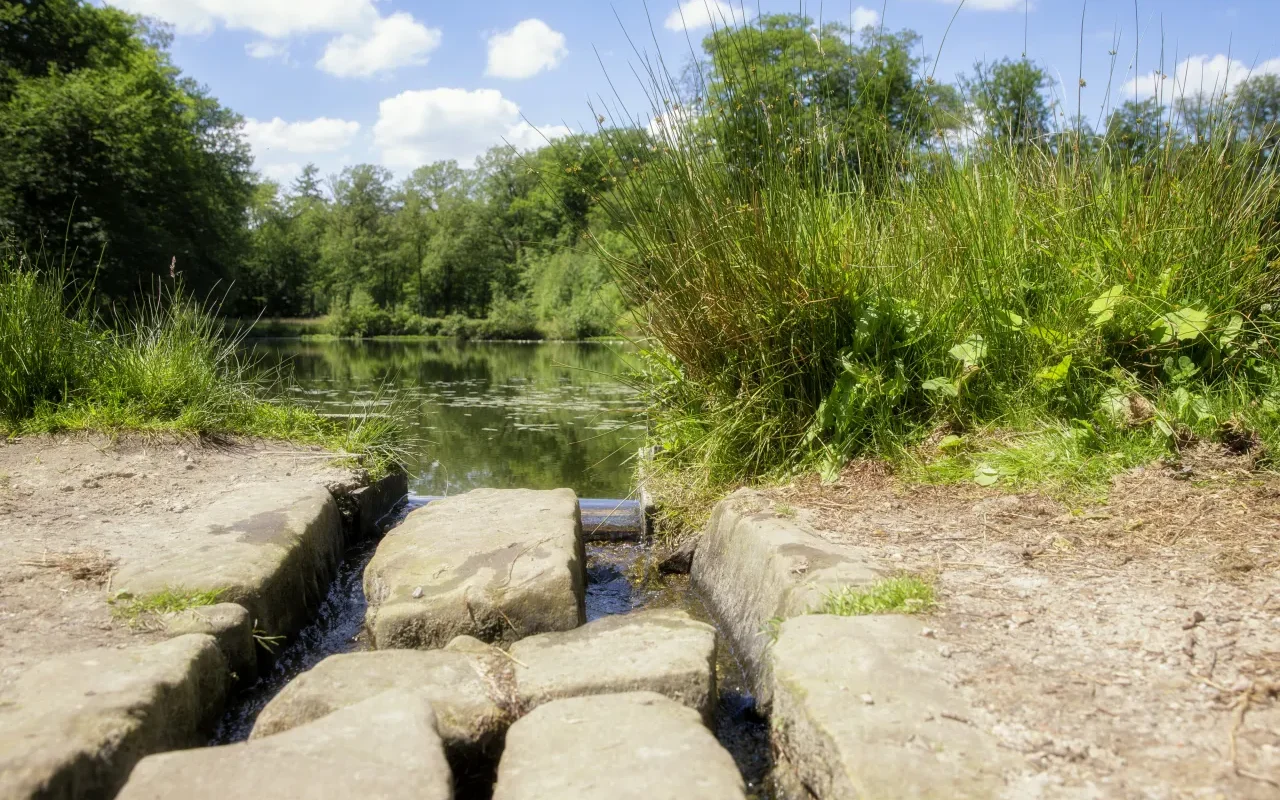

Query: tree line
[[3, 2, 1277, 338]]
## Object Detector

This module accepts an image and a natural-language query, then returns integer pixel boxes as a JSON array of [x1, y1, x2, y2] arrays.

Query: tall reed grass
[[0, 246, 407, 476], [590, 28, 1280, 491]]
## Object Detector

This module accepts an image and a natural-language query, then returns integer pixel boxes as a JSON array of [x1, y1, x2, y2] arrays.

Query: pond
[[246, 339, 645, 498]]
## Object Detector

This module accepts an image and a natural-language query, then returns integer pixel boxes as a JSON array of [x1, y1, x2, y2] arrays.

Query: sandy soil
[[768, 447, 1280, 800], [0, 434, 360, 691]]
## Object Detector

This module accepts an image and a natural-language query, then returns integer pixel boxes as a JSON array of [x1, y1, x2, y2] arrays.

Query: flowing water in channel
[[219, 340, 772, 796]]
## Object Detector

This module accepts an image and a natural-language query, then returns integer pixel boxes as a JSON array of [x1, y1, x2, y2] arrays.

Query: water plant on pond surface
[[587, 14, 1280, 497], [0, 247, 409, 477]]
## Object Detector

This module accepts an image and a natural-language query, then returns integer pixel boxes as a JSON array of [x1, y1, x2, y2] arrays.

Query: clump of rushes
[[0, 247, 408, 478], [818, 576, 937, 617], [588, 22, 1280, 496]]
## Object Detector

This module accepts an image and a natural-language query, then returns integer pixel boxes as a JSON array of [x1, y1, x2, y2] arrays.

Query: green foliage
[[695, 14, 958, 183], [817, 576, 936, 616], [0, 0, 253, 299], [526, 237, 627, 339], [964, 58, 1053, 145], [597, 14, 1280, 491], [0, 244, 96, 419]]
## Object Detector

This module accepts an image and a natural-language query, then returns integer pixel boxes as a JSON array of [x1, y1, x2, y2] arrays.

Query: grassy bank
[[1, 251, 406, 477], [595, 30, 1280, 506]]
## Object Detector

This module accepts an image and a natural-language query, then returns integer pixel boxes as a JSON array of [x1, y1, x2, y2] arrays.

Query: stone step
[[0, 634, 228, 800], [692, 489, 884, 709], [250, 610, 717, 771], [363, 488, 585, 648], [251, 638, 511, 776], [492, 692, 746, 800], [116, 691, 452, 800], [510, 608, 717, 722], [770, 614, 1018, 799], [111, 482, 346, 641]]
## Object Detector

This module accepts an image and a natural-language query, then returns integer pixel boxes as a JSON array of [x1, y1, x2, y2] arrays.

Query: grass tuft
[[0, 247, 409, 478], [110, 587, 227, 625], [817, 576, 937, 616]]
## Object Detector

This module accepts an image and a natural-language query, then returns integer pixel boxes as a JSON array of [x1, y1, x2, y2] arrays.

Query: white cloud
[[851, 7, 880, 30], [243, 117, 361, 155], [109, 0, 439, 78], [505, 121, 573, 150], [260, 162, 304, 184], [486, 19, 568, 79], [1123, 54, 1280, 101], [664, 0, 740, 32], [317, 12, 442, 78], [245, 39, 288, 60], [108, 0, 375, 38], [374, 88, 569, 167], [647, 106, 695, 144], [931, 0, 1026, 10]]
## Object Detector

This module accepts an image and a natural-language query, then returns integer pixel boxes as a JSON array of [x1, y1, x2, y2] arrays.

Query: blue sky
[[103, 1, 1280, 184]]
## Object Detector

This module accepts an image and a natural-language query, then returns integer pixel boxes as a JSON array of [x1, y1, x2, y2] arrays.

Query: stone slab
[[116, 690, 453, 800], [691, 489, 882, 708], [510, 608, 717, 721], [0, 634, 228, 800], [770, 614, 1019, 799], [492, 692, 745, 800], [162, 602, 256, 683], [113, 482, 345, 639], [251, 645, 509, 768], [364, 488, 585, 648]]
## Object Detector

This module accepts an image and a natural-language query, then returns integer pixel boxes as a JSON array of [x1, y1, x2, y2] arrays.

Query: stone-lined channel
[[210, 494, 774, 798]]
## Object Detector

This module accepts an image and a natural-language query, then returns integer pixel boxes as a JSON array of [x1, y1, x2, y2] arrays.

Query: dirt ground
[[0, 434, 360, 692], [767, 445, 1280, 799]]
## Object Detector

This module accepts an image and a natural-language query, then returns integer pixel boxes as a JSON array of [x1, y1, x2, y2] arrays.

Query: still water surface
[[248, 339, 644, 497]]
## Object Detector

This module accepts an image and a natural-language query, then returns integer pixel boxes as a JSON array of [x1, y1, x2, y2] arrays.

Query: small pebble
[[412, 586, 424, 599], [860, 694, 875, 705], [939, 646, 953, 659], [921, 627, 936, 639]]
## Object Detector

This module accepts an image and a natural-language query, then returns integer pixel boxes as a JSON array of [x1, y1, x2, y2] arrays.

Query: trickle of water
[[210, 498, 422, 744]]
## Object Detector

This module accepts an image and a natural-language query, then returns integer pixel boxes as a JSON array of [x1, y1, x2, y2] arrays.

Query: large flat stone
[[770, 615, 1019, 799], [251, 644, 510, 770], [364, 488, 585, 648], [113, 482, 345, 639], [0, 634, 228, 800], [510, 608, 717, 721], [492, 692, 745, 800], [117, 690, 453, 800], [691, 489, 882, 708]]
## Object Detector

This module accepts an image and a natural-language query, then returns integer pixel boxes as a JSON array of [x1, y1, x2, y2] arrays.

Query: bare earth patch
[[766, 450, 1280, 800], [0, 434, 360, 691]]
